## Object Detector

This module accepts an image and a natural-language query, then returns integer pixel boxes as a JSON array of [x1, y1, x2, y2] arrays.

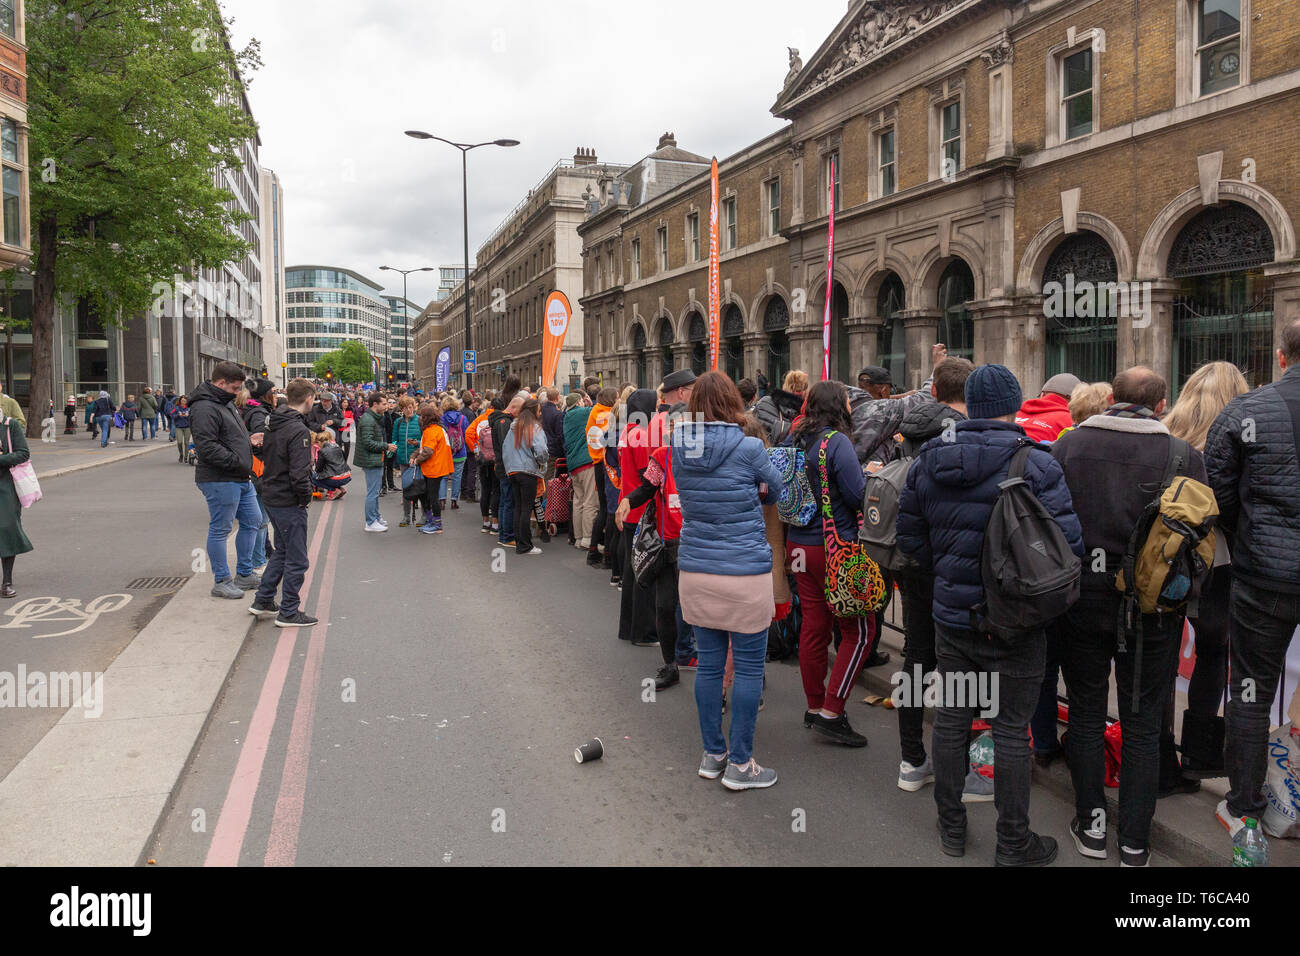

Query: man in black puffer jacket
[[753, 385, 805, 446], [189, 362, 260, 600], [1205, 319, 1300, 835], [249, 378, 317, 628]]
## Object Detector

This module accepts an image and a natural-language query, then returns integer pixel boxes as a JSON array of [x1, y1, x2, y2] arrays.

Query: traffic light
[[261, 366, 268, 378], [325, 366, 333, 382], [387, 372, 394, 384]]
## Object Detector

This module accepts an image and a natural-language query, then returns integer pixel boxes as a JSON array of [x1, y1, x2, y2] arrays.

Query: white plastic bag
[[1261, 723, 1300, 839]]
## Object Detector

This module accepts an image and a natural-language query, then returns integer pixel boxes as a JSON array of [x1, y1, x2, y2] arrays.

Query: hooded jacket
[[898, 418, 1084, 632], [670, 421, 782, 576], [585, 403, 613, 462], [540, 400, 567, 460], [900, 398, 968, 458], [1015, 393, 1073, 444], [260, 405, 313, 508], [502, 418, 549, 478], [188, 381, 254, 484], [489, 408, 515, 480], [616, 389, 661, 527], [753, 388, 804, 446], [848, 387, 929, 465], [352, 407, 388, 469]]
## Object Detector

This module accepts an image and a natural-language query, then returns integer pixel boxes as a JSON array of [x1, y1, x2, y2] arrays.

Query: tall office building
[[259, 168, 287, 381], [436, 265, 469, 301], [284, 266, 390, 382], [382, 295, 419, 382]]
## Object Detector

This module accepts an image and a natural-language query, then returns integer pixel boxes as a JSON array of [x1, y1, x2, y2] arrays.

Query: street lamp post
[[379, 264, 433, 387], [404, 131, 519, 391]]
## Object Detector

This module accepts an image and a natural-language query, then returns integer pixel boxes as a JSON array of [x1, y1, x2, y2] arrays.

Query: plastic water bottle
[[1232, 817, 1268, 867]]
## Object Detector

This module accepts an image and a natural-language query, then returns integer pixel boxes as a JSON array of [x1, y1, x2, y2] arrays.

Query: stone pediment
[[775, 0, 983, 115]]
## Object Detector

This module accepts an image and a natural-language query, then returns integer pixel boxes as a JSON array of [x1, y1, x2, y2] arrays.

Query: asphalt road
[[0, 432, 207, 778], [148, 475, 1172, 867]]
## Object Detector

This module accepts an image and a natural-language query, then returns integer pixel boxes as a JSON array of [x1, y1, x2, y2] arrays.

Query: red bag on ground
[[545, 472, 572, 523], [1104, 721, 1122, 788]]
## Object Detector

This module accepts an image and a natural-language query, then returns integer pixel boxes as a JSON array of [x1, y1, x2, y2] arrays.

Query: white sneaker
[[364, 521, 388, 533], [526, 547, 543, 555]]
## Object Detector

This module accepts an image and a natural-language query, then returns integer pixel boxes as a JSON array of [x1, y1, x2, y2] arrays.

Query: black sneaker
[[654, 663, 680, 690], [995, 832, 1058, 867], [808, 713, 868, 747], [275, 611, 319, 628], [803, 710, 819, 728], [863, 648, 891, 668], [1119, 845, 1150, 868], [937, 818, 966, 858], [1069, 817, 1107, 860], [248, 599, 279, 619]]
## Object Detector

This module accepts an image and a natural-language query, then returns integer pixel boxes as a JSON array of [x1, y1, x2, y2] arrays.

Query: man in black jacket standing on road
[[190, 362, 260, 600], [249, 379, 318, 628], [1206, 319, 1300, 838]]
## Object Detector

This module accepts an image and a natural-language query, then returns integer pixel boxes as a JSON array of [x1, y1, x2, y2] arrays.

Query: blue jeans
[[141, 417, 157, 439], [363, 467, 384, 526], [168, 417, 177, 439], [251, 493, 270, 568], [497, 474, 515, 543], [96, 414, 113, 446], [439, 457, 466, 502], [694, 625, 768, 765], [198, 480, 261, 582]]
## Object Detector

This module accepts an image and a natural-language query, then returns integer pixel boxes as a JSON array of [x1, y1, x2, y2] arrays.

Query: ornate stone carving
[[797, 1, 970, 99], [783, 47, 803, 89], [980, 38, 1014, 69]]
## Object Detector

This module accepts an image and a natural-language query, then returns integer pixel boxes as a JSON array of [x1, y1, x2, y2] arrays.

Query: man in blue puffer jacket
[[898, 363, 1082, 867]]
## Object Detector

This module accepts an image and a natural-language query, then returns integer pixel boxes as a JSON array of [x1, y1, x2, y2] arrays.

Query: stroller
[[186, 440, 197, 465]]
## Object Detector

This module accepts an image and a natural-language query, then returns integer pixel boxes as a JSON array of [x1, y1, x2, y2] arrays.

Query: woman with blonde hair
[[782, 369, 809, 395], [1160, 360, 1249, 792], [1067, 382, 1113, 426], [440, 394, 471, 510]]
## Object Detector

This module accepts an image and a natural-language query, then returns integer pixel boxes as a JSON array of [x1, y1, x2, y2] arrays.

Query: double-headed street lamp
[[404, 131, 520, 390], [379, 264, 433, 385]]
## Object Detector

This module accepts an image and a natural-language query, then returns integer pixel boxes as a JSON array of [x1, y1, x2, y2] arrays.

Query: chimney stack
[[573, 146, 598, 166], [657, 131, 677, 150]]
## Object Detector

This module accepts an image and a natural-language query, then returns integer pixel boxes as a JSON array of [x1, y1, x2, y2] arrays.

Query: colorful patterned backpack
[[817, 435, 886, 617]]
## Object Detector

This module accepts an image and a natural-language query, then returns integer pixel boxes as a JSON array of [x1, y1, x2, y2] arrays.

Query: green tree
[[313, 341, 374, 384], [22, 1, 262, 435]]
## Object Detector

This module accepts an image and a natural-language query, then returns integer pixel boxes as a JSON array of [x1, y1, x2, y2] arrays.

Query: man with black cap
[[898, 363, 1083, 867], [661, 368, 695, 409]]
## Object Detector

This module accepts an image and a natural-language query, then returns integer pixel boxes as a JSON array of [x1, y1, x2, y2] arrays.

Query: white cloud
[[220, 0, 844, 307]]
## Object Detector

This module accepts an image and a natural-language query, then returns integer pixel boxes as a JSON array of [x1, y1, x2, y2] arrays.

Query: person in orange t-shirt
[[584, 387, 618, 567], [411, 405, 453, 534]]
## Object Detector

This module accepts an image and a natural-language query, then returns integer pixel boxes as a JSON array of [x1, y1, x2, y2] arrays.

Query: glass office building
[[285, 266, 390, 381]]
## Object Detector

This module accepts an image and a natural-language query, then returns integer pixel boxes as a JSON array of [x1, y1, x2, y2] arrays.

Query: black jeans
[[617, 523, 656, 644], [255, 504, 308, 616], [1057, 589, 1183, 850], [933, 623, 1043, 853], [1187, 567, 1231, 717], [590, 472, 608, 556], [1030, 626, 1065, 756], [479, 461, 499, 521], [510, 474, 535, 553], [1226, 579, 1300, 818], [655, 554, 681, 665], [896, 570, 937, 767]]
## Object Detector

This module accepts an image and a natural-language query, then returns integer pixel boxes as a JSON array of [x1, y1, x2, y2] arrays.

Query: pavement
[[29, 425, 174, 477], [0, 437, 1294, 867]]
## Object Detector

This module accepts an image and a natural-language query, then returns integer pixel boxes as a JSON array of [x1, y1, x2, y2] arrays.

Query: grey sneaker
[[898, 757, 935, 792], [231, 573, 261, 590], [698, 752, 728, 779], [210, 579, 242, 600], [961, 768, 995, 803], [721, 760, 778, 791]]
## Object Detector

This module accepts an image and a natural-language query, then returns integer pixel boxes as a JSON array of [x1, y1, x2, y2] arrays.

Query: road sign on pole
[[463, 350, 477, 374]]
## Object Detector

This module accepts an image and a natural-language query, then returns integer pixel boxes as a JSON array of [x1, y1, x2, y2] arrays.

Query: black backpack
[[976, 442, 1081, 638]]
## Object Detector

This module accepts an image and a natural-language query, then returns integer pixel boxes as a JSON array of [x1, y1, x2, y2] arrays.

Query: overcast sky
[[219, 0, 848, 308]]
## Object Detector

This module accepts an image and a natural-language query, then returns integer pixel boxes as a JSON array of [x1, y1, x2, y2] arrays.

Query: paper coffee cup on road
[[574, 738, 604, 763]]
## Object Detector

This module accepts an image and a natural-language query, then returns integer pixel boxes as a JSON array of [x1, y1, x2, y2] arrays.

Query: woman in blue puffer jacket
[[671, 371, 782, 792]]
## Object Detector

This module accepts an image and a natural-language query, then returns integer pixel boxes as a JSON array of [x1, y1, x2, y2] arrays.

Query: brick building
[[581, 0, 1300, 397]]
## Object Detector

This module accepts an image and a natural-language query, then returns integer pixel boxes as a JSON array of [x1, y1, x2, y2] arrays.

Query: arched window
[[659, 319, 675, 375], [688, 311, 707, 374], [876, 273, 906, 386], [1043, 231, 1119, 384], [1171, 204, 1275, 396], [764, 296, 791, 387], [937, 259, 975, 361], [831, 283, 850, 382], [723, 304, 745, 381], [632, 323, 647, 388]]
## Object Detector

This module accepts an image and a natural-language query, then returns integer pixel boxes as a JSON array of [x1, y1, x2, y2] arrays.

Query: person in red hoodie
[[1015, 373, 1081, 443]]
